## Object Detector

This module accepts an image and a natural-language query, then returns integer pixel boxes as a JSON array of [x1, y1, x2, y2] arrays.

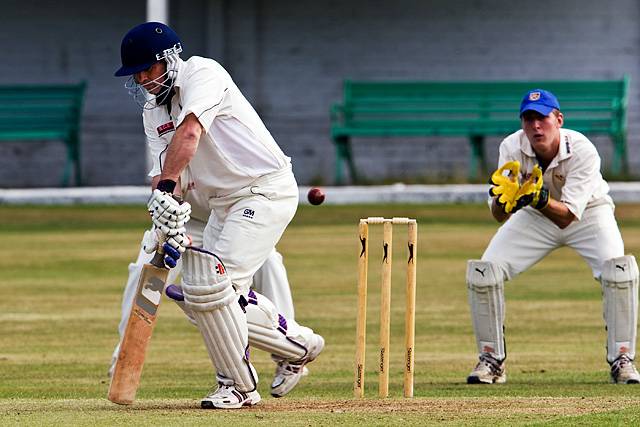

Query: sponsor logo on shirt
[[242, 208, 255, 219], [157, 121, 175, 137]]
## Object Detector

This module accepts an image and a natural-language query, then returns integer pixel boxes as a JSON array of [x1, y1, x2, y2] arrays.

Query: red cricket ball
[[307, 187, 325, 205]]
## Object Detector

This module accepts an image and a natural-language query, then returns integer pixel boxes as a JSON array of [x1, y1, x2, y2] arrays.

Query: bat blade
[[108, 258, 168, 405]]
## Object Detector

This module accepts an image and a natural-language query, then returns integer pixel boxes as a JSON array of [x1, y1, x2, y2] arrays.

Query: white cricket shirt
[[143, 57, 291, 198], [495, 128, 613, 220]]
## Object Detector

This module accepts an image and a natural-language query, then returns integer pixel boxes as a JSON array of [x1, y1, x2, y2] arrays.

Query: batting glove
[[147, 189, 192, 236], [142, 228, 191, 268]]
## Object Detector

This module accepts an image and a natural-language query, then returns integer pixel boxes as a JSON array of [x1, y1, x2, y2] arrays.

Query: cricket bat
[[108, 249, 168, 405]]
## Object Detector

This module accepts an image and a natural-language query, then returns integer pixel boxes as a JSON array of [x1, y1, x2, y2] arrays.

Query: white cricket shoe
[[201, 384, 261, 409], [610, 354, 640, 384], [271, 333, 325, 397], [467, 353, 506, 384]]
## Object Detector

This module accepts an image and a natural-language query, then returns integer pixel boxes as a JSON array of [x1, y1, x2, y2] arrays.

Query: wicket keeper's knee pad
[[244, 289, 310, 360], [601, 255, 639, 362], [467, 260, 506, 360], [182, 247, 257, 392]]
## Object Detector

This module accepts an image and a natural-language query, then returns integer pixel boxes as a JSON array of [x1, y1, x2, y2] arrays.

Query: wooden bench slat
[[0, 130, 68, 139], [0, 82, 86, 186], [330, 77, 629, 184]]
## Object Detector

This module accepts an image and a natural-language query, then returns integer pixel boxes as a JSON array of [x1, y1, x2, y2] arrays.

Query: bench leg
[[63, 137, 81, 187], [72, 138, 82, 186], [61, 156, 71, 187], [469, 136, 487, 181], [334, 136, 358, 185], [612, 133, 628, 177]]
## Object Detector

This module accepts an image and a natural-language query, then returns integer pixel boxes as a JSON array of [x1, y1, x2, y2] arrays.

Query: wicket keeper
[[466, 89, 640, 384]]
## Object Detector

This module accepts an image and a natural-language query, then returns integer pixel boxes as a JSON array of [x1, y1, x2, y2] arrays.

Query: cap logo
[[529, 92, 541, 101]]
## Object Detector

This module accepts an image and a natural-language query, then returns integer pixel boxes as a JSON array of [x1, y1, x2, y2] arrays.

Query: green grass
[[2, 203, 640, 425]]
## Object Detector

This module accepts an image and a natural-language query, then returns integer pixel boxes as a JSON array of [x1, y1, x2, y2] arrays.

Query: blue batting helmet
[[114, 22, 182, 77]]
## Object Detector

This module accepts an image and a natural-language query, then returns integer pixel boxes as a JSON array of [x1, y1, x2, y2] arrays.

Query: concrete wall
[[0, 0, 148, 186], [1, 0, 639, 186]]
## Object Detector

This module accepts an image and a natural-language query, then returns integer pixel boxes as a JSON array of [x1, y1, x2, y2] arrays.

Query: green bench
[[330, 77, 629, 184], [0, 82, 87, 186]]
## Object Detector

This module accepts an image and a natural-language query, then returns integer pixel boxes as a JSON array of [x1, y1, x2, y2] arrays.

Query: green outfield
[[2, 203, 640, 425]]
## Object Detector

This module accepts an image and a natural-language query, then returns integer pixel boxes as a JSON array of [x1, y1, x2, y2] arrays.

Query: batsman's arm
[[159, 114, 203, 184]]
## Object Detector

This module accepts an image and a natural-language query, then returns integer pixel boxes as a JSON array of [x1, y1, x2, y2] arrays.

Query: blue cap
[[519, 89, 560, 117], [115, 22, 181, 77]]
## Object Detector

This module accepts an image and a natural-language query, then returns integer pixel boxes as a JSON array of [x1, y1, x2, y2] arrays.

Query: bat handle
[[150, 237, 167, 269]]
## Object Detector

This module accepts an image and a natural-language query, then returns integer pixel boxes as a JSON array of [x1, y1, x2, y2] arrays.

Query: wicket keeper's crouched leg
[[601, 255, 640, 384], [466, 260, 506, 384]]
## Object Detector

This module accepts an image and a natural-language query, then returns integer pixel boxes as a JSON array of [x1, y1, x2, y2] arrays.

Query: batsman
[[112, 22, 324, 408], [466, 89, 640, 385]]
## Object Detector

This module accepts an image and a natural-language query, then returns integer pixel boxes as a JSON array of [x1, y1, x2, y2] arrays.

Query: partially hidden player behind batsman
[[466, 89, 640, 385], [113, 22, 324, 408]]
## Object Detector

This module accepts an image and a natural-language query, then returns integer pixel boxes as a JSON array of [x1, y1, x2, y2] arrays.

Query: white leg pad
[[601, 255, 639, 362], [182, 249, 237, 312], [182, 247, 258, 392], [171, 294, 199, 327], [467, 260, 506, 360], [243, 289, 311, 361]]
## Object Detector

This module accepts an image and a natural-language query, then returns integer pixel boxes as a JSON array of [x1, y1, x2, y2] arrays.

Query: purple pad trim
[[165, 284, 184, 301], [277, 314, 288, 335], [247, 289, 258, 305]]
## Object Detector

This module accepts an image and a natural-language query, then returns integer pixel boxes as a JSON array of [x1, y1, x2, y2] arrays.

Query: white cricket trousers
[[482, 204, 624, 281], [203, 167, 299, 294]]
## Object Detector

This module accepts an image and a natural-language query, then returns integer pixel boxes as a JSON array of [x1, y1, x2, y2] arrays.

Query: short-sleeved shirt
[[495, 128, 613, 220], [143, 56, 291, 199]]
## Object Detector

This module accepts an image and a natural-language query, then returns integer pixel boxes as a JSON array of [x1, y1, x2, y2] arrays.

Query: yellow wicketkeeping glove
[[512, 165, 550, 212], [489, 161, 521, 214]]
